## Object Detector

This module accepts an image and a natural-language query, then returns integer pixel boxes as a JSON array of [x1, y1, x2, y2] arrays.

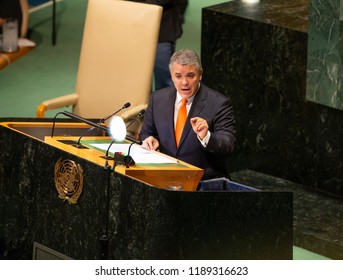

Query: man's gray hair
[[169, 49, 202, 72]]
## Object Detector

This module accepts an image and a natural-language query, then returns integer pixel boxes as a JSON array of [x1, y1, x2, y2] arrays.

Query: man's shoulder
[[153, 86, 175, 96]]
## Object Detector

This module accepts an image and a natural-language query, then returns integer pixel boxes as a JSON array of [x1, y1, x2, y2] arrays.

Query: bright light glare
[[242, 0, 260, 4], [109, 116, 126, 142]]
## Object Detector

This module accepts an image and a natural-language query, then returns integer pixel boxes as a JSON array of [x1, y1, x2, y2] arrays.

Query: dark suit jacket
[[139, 84, 236, 179], [130, 0, 188, 42]]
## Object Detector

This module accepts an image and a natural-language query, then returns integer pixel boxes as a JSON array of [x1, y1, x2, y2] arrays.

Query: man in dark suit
[[130, 0, 188, 90], [139, 49, 236, 180]]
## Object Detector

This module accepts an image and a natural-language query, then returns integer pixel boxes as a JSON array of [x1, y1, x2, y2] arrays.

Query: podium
[[0, 118, 293, 259]]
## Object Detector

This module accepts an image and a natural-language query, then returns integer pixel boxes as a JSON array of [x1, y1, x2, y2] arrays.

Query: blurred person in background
[[0, 0, 29, 38], [130, 0, 188, 90]]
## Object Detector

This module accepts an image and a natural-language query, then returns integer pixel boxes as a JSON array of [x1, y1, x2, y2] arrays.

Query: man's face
[[171, 63, 203, 99]]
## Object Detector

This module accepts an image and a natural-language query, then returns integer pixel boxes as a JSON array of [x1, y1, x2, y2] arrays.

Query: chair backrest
[[73, 0, 162, 118]]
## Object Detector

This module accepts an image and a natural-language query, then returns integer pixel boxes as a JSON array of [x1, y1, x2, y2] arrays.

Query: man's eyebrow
[[174, 71, 196, 75]]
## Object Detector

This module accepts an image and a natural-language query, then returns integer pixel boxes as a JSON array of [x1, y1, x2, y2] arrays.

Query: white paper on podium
[[90, 143, 177, 164]]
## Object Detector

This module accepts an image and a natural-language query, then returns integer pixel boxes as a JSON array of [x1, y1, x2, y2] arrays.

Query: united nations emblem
[[54, 158, 84, 204]]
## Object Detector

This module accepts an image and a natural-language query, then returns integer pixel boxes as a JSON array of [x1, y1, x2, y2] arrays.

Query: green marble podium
[[0, 118, 293, 260]]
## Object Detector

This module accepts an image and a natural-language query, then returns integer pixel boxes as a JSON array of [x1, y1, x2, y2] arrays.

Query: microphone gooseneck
[[125, 142, 136, 166], [104, 141, 136, 169], [100, 102, 131, 124], [126, 109, 146, 129], [51, 111, 66, 137], [74, 102, 131, 148], [75, 127, 97, 148], [62, 111, 142, 145], [103, 140, 116, 169]]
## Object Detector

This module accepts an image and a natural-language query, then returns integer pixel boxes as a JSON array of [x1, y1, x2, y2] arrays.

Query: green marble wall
[[307, 0, 343, 109]]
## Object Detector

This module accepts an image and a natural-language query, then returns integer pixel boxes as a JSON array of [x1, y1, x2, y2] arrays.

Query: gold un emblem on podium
[[54, 158, 84, 204]]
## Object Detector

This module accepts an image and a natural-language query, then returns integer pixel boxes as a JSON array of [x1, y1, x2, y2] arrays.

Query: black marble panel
[[109, 185, 293, 260], [205, 0, 308, 32], [201, 0, 343, 198], [232, 169, 343, 259], [0, 119, 293, 260], [0, 125, 108, 259], [316, 106, 343, 194]]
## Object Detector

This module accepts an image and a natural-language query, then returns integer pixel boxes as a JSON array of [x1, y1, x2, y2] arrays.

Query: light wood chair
[[36, 0, 162, 135]]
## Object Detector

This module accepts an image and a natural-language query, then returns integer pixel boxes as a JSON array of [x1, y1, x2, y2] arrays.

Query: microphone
[[61, 111, 142, 145], [109, 109, 145, 167], [126, 109, 145, 129], [114, 142, 136, 168], [126, 109, 146, 137], [100, 102, 131, 124], [103, 139, 117, 166], [67, 102, 131, 148]]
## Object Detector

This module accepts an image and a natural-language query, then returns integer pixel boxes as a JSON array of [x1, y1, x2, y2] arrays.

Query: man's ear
[[199, 68, 203, 80]]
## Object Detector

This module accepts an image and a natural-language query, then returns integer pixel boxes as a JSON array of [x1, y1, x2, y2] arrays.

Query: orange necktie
[[175, 98, 188, 147]]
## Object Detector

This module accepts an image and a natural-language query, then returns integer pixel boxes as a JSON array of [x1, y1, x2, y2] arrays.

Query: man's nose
[[181, 77, 188, 85]]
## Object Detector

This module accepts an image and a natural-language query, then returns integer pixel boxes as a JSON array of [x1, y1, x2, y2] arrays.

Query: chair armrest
[[36, 93, 79, 118]]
